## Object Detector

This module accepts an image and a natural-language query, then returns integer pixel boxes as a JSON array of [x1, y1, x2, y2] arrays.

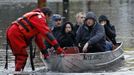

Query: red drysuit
[[6, 9, 63, 71]]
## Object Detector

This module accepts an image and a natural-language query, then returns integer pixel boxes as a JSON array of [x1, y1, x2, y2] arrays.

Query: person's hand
[[57, 47, 64, 55], [41, 48, 49, 59], [63, 47, 67, 50], [43, 54, 50, 63], [101, 22, 105, 26], [78, 43, 81, 47], [43, 54, 49, 59], [82, 43, 89, 53], [100, 21, 106, 26], [56, 47, 66, 57]]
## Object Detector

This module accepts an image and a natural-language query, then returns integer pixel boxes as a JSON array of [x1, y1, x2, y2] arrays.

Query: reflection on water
[[0, 0, 134, 74], [121, 51, 134, 71]]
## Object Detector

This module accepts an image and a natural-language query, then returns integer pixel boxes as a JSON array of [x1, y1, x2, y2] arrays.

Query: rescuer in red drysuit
[[6, 7, 63, 71]]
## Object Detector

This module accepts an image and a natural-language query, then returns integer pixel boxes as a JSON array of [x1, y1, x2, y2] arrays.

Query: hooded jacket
[[76, 12, 106, 52], [59, 22, 75, 47], [99, 15, 116, 44]]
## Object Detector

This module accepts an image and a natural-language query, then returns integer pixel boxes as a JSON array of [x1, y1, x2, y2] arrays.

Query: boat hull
[[44, 42, 124, 72]]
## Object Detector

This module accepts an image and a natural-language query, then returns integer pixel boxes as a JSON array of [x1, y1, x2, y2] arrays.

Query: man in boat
[[76, 12, 106, 53], [44, 14, 63, 49], [6, 7, 63, 71], [51, 14, 63, 42]]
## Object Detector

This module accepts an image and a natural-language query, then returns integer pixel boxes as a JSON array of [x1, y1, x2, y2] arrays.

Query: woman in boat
[[98, 15, 117, 50], [76, 12, 106, 53], [59, 22, 75, 47], [98, 15, 117, 45], [74, 12, 86, 34]]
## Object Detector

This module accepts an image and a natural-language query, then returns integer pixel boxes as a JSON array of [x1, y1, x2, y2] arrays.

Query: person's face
[[86, 19, 95, 27], [65, 24, 72, 33], [100, 20, 107, 26], [76, 14, 85, 25], [54, 19, 62, 27]]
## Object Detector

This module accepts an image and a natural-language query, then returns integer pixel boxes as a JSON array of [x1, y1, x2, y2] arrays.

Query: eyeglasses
[[55, 19, 62, 21], [80, 17, 85, 19]]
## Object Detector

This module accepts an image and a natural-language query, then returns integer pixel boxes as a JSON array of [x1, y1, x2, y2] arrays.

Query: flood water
[[0, 0, 134, 75]]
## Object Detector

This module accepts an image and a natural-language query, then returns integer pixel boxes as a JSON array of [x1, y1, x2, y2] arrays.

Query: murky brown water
[[0, 0, 134, 74]]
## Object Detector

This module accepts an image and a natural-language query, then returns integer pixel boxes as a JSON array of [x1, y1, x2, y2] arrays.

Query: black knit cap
[[98, 15, 108, 22], [40, 7, 52, 16]]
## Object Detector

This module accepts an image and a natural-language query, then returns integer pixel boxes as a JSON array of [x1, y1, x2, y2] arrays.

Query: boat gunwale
[[62, 42, 123, 56], [54, 42, 124, 66]]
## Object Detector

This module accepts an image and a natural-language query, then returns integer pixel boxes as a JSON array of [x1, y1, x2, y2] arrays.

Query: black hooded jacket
[[99, 15, 116, 44], [59, 22, 75, 47]]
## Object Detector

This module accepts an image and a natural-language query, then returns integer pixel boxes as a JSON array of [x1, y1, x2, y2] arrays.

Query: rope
[[4, 41, 9, 69], [29, 41, 35, 71]]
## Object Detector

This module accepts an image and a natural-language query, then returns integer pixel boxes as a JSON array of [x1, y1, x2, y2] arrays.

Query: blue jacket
[[76, 12, 106, 52]]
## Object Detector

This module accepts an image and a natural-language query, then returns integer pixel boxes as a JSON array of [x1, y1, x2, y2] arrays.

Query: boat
[[41, 42, 124, 72]]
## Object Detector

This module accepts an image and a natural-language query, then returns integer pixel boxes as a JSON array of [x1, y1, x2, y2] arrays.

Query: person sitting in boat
[[51, 14, 63, 43], [98, 15, 117, 45], [99, 15, 117, 50], [59, 22, 75, 47], [74, 12, 86, 34], [76, 12, 106, 53], [44, 14, 63, 48]]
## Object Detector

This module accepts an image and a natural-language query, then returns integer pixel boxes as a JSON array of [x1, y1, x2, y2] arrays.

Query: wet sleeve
[[34, 34, 47, 54], [44, 32, 63, 54], [30, 15, 51, 35]]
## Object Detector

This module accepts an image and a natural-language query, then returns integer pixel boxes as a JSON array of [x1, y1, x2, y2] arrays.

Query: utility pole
[[38, 0, 47, 8], [63, 0, 69, 22]]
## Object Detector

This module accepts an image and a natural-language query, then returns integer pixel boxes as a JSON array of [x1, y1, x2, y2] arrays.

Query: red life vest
[[14, 11, 45, 39]]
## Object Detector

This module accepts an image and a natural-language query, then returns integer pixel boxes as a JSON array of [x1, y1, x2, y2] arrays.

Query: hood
[[61, 21, 74, 34], [85, 12, 97, 21], [98, 15, 110, 25], [98, 15, 108, 21]]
